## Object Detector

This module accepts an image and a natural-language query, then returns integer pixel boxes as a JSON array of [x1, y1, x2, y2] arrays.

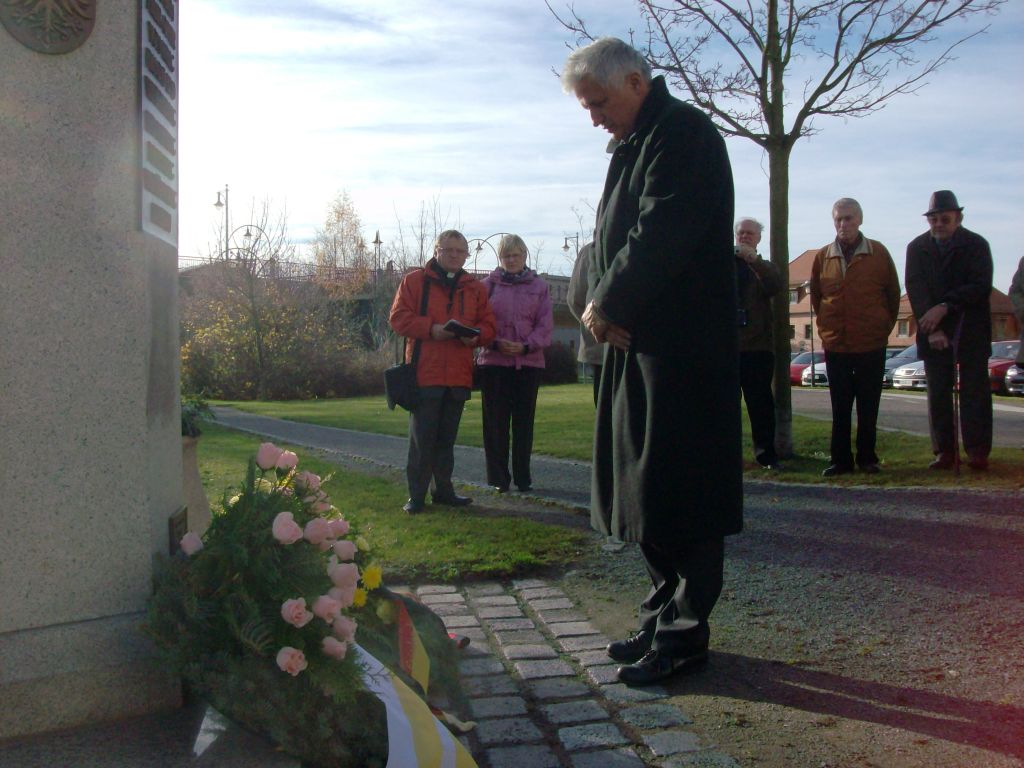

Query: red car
[[989, 340, 1021, 393], [790, 350, 825, 385]]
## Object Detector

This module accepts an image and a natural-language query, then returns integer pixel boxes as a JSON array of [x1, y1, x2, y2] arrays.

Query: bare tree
[[550, 0, 1004, 456], [312, 191, 368, 275]]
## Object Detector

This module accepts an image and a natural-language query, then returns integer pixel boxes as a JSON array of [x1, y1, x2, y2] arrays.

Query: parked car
[[1006, 364, 1024, 395], [801, 365, 828, 387], [883, 344, 919, 388], [790, 351, 825, 385], [988, 340, 1020, 394], [892, 360, 928, 390]]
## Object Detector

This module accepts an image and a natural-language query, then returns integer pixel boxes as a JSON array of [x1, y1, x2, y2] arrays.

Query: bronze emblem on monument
[[1, 0, 96, 54]]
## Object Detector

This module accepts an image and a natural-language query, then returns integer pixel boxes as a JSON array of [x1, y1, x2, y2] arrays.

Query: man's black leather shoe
[[403, 498, 425, 514], [432, 494, 472, 507], [617, 648, 708, 686], [606, 631, 652, 664], [929, 454, 954, 470], [822, 463, 853, 478], [860, 463, 881, 474], [968, 455, 989, 470], [493, 485, 509, 493]]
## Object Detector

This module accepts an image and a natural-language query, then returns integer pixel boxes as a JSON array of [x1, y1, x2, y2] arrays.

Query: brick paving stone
[[519, 587, 566, 600], [474, 717, 544, 746], [487, 744, 560, 768], [662, 752, 741, 768], [574, 650, 615, 667], [570, 748, 648, 768], [619, 703, 693, 729], [536, 609, 587, 624], [459, 657, 506, 676], [529, 597, 574, 611], [512, 578, 549, 589], [431, 602, 473, 616], [457, 626, 487, 642], [443, 614, 481, 628], [558, 722, 630, 751], [477, 606, 525, 619], [600, 682, 670, 703], [492, 629, 547, 647], [526, 677, 591, 701], [469, 696, 529, 719], [514, 659, 576, 680], [464, 675, 519, 697], [487, 618, 535, 631], [539, 699, 608, 725], [556, 634, 610, 653], [547, 621, 599, 638], [418, 592, 466, 605], [643, 730, 702, 756], [471, 594, 518, 607], [461, 643, 491, 657], [464, 582, 505, 597], [584, 664, 621, 686], [502, 644, 558, 660], [417, 584, 458, 595]]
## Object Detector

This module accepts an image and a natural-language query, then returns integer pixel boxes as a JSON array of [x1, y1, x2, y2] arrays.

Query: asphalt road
[[791, 386, 1024, 448]]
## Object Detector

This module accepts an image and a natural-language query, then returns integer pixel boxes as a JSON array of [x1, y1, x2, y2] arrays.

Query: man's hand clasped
[[917, 303, 948, 335], [583, 300, 631, 351]]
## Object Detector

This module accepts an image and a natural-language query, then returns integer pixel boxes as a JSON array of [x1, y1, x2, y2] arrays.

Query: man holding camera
[[810, 198, 900, 477], [735, 218, 784, 469]]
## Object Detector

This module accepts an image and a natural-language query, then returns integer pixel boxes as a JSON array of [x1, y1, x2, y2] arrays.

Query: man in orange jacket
[[389, 230, 496, 513]]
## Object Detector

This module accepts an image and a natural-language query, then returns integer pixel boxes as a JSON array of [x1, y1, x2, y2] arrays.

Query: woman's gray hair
[[498, 233, 529, 262], [561, 37, 652, 92]]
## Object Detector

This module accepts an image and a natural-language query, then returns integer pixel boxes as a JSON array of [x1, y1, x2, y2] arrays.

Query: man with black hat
[[905, 191, 994, 470]]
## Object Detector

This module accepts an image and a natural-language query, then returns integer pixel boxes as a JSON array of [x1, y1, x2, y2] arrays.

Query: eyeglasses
[[438, 247, 469, 257], [926, 213, 958, 225]]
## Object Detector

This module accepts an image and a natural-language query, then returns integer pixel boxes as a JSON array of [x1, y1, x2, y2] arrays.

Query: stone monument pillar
[[0, 0, 183, 738]]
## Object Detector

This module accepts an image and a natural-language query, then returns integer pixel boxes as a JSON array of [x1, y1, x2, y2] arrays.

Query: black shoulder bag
[[384, 275, 432, 411]]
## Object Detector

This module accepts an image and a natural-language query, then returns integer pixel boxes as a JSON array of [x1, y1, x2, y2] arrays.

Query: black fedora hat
[[924, 190, 963, 216]]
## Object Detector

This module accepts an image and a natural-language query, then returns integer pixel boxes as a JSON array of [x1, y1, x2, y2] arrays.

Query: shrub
[[539, 342, 579, 385]]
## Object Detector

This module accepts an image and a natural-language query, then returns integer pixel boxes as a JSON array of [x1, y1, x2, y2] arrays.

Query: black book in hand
[[442, 319, 481, 338]]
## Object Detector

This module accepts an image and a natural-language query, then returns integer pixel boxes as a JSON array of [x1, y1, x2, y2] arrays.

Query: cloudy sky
[[178, 1, 1024, 289]]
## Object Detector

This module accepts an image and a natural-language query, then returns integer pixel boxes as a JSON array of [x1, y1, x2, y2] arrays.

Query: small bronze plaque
[[1, 0, 97, 55]]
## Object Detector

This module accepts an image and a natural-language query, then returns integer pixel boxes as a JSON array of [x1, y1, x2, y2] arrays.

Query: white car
[[801, 364, 828, 387], [892, 361, 927, 390]]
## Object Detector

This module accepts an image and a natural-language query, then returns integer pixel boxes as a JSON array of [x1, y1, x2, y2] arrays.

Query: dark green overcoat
[[589, 76, 743, 544]]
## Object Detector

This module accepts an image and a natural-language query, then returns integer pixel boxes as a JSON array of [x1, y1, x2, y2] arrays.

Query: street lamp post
[[562, 234, 580, 258], [801, 280, 817, 388], [213, 184, 229, 259], [466, 232, 513, 273]]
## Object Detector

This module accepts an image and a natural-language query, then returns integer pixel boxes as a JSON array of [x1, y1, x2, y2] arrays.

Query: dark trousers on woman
[[739, 350, 777, 466], [406, 386, 469, 503], [478, 365, 540, 490], [637, 537, 724, 656], [923, 348, 992, 460], [824, 348, 886, 468]]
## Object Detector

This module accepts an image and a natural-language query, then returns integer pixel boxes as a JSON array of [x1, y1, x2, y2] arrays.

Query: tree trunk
[[767, 141, 795, 458]]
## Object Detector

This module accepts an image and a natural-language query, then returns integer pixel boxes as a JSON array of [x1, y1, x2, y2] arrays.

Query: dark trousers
[[923, 351, 992, 459], [637, 538, 724, 655], [824, 348, 886, 468], [406, 387, 467, 501], [590, 363, 602, 407], [478, 366, 541, 490], [739, 350, 777, 465]]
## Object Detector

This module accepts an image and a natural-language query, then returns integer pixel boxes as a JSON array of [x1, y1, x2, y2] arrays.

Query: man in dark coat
[[905, 190, 993, 470], [562, 37, 742, 686]]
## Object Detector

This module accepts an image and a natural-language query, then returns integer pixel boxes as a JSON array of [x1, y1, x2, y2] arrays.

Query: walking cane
[[951, 314, 966, 477]]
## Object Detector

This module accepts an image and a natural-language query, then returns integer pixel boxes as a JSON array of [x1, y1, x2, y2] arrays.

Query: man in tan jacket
[[810, 198, 900, 477]]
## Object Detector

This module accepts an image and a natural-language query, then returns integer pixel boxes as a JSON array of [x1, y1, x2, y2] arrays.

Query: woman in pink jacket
[[477, 234, 553, 492]]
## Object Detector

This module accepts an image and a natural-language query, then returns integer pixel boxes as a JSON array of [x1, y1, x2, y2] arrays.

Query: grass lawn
[[218, 383, 1024, 491], [195, 422, 590, 584]]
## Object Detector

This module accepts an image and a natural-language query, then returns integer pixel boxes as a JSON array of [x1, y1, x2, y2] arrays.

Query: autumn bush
[[539, 342, 580, 385]]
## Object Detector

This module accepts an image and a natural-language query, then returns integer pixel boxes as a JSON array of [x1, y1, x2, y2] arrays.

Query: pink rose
[[322, 636, 348, 660], [303, 517, 331, 545], [327, 518, 350, 538], [332, 615, 358, 642], [276, 450, 299, 471], [280, 598, 314, 628], [329, 562, 359, 588], [332, 540, 357, 561], [256, 442, 284, 471], [312, 595, 342, 624], [275, 646, 308, 676], [312, 501, 333, 515], [180, 532, 203, 556], [329, 586, 356, 608], [294, 471, 321, 494], [272, 512, 303, 545]]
